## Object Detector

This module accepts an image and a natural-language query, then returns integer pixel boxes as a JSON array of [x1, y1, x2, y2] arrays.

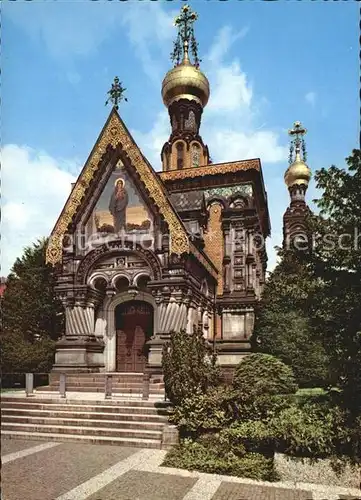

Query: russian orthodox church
[[46, 5, 310, 379]]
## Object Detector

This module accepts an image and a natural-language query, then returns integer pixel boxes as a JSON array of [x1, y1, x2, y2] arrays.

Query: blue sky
[[2, 0, 359, 275]]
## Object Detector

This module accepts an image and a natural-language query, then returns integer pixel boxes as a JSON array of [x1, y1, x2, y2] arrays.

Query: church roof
[[159, 159, 260, 181], [46, 108, 218, 280], [169, 191, 205, 211]]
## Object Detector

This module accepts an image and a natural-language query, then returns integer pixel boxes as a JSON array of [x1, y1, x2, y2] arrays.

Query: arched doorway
[[115, 300, 153, 372]]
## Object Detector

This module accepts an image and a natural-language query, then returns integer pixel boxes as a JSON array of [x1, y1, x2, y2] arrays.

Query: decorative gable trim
[[159, 159, 260, 181], [46, 109, 189, 266]]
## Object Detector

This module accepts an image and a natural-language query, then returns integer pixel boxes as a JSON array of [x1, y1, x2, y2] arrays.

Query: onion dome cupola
[[161, 5, 210, 172], [284, 121, 311, 202], [283, 121, 312, 249]]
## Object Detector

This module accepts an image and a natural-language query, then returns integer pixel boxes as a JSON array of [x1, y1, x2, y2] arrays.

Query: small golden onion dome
[[284, 153, 312, 188], [162, 60, 210, 108]]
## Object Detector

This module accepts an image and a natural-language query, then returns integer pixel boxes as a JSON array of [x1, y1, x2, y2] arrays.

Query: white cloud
[[205, 129, 287, 164], [121, 4, 177, 83], [305, 91, 317, 106], [132, 111, 169, 171], [207, 26, 249, 66], [4, 2, 175, 83], [134, 24, 288, 166], [1, 144, 78, 275], [3, 2, 116, 59], [207, 61, 253, 113]]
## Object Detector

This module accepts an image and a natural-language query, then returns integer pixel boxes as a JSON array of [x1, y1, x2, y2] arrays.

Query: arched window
[[176, 143, 184, 169], [192, 143, 201, 167], [185, 111, 196, 131]]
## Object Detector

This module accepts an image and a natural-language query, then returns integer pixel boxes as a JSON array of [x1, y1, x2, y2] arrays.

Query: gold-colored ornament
[[46, 110, 190, 265], [159, 159, 260, 181], [203, 203, 224, 294]]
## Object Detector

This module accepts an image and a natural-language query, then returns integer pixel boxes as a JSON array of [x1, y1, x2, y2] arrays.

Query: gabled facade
[[46, 5, 270, 378]]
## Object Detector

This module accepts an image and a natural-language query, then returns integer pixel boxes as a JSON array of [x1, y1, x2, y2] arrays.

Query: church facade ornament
[[46, 110, 190, 266]]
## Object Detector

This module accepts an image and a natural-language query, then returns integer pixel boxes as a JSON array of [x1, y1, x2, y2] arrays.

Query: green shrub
[[233, 354, 298, 398], [162, 439, 279, 481], [162, 329, 220, 405], [1, 332, 56, 373], [270, 403, 341, 458], [170, 386, 238, 437], [221, 420, 275, 457]]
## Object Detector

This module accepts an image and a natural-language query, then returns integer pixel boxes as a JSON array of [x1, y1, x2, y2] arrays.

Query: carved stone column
[[52, 286, 105, 373]]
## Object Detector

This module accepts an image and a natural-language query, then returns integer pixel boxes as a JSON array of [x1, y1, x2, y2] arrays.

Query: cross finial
[[105, 76, 128, 110], [288, 121, 307, 164], [171, 5, 200, 68]]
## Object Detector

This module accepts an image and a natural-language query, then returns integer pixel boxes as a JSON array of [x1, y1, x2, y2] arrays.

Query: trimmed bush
[[233, 353, 298, 397], [162, 439, 279, 481]]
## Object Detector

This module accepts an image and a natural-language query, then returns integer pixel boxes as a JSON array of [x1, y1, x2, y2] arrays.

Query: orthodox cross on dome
[[288, 121, 307, 164], [105, 76, 128, 110], [171, 4, 200, 68]]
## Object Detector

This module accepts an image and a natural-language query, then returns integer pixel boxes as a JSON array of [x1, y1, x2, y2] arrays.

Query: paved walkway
[[1, 439, 360, 500]]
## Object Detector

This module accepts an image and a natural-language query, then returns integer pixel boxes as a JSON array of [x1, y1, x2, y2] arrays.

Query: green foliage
[[162, 438, 279, 481], [221, 420, 274, 456], [1, 332, 56, 373], [1, 238, 63, 373], [254, 251, 330, 388], [270, 404, 336, 458], [162, 329, 220, 406], [255, 149, 361, 404], [169, 386, 238, 437], [233, 353, 298, 398], [2, 238, 63, 342], [255, 310, 329, 388], [310, 149, 361, 411]]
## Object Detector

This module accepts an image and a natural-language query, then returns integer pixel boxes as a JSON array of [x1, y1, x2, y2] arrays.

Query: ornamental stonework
[[203, 202, 224, 295], [46, 110, 189, 266]]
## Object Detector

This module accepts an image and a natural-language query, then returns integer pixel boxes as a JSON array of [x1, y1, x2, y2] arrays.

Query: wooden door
[[115, 301, 153, 372]]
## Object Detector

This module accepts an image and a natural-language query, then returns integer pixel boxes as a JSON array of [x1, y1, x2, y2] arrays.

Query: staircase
[[1, 396, 173, 449], [36, 372, 165, 398]]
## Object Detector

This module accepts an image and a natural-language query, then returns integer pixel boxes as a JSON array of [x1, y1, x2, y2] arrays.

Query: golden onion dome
[[162, 59, 210, 108], [284, 153, 311, 188]]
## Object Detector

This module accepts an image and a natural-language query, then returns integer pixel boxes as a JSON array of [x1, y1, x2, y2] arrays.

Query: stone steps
[[1, 415, 166, 431], [1, 398, 170, 412], [1, 408, 168, 422], [1, 397, 173, 449]]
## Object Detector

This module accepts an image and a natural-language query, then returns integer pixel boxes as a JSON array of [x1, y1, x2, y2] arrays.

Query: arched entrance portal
[[115, 301, 153, 372]]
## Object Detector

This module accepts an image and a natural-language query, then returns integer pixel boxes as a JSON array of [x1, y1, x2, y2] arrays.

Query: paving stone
[[2, 442, 137, 500], [86, 470, 197, 500], [1, 438, 44, 456], [212, 482, 313, 500]]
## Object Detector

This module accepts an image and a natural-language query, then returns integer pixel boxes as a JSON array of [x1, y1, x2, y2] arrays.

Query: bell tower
[[161, 5, 210, 171], [283, 121, 312, 249]]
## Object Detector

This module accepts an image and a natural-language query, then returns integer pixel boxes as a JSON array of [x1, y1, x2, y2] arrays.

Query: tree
[[254, 250, 329, 388], [1, 238, 63, 372], [255, 309, 329, 388], [162, 328, 220, 406], [310, 149, 361, 410]]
